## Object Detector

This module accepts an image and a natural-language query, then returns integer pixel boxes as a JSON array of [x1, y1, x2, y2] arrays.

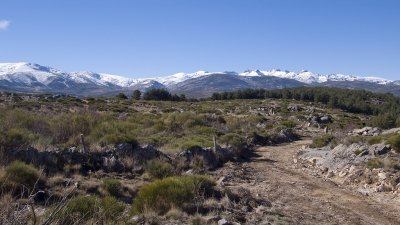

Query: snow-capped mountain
[[0, 62, 398, 97], [239, 69, 392, 85]]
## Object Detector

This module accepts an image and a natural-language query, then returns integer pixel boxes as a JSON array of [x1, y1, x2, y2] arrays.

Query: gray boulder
[[381, 127, 400, 135], [368, 144, 391, 155]]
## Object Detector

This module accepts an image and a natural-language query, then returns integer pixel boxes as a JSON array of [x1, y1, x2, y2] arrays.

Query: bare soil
[[214, 139, 400, 225]]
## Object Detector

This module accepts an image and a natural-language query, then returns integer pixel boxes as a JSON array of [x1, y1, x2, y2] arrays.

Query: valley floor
[[213, 139, 400, 225]]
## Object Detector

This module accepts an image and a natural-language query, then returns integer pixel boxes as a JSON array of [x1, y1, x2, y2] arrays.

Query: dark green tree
[[132, 90, 141, 100], [116, 93, 128, 99], [143, 89, 172, 101]]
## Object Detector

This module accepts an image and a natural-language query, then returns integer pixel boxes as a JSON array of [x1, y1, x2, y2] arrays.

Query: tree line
[[117, 89, 187, 101], [116, 87, 400, 128], [211, 87, 400, 128], [211, 87, 399, 114]]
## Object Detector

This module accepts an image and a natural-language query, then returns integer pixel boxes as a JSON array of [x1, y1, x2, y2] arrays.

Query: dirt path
[[216, 139, 400, 225]]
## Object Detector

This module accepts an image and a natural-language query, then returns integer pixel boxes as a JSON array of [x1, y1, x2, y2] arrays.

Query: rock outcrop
[[1, 143, 170, 175], [297, 142, 400, 194]]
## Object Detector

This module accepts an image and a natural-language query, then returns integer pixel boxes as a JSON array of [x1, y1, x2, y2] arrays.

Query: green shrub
[[131, 175, 215, 215], [371, 113, 397, 129], [59, 195, 99, 224], [57, 195, 125, 224], [90, 121, 139, 147], [100, 196, 125, 221], [0, 128, 33, 149], [367, 136, 383, 145], [145, 160, 175, 179], [167, 135, 213, 151], [368, 158, 384, 169], [219, 133, 244, 150], [343, 136, 366, 146], [387, 134, 400, 153], [310, 134, 335, 148], [280, 120, 297, 128], [102, 178, 122, 197], [101, 133, 138, 146], [354, 149, 362, 155], [4, 161, 40, 189]]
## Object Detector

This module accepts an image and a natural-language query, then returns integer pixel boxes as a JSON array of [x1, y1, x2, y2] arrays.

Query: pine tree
[[132, 90, 141, 100]]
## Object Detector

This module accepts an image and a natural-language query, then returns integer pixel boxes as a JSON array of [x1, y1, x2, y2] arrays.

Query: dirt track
[[216, 139, 400, 225]]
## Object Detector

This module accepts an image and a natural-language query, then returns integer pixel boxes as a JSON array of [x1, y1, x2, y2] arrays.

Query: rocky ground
[[211, 139, 400, 225]]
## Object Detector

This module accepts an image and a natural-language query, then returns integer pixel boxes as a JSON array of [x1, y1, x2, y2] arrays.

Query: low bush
[[368, 158, 384, 169], [280, 120, 297, 128], [145, 160, 175, 179], [0, 128, 33, 149], [370, 113, 397, 129], [102, 178, 122, 197], [310, 134, 335, 148], [101, 133, 138, 147], [219, 133, 244, 150], [387, 134, 400, 153], [89, 121, 139, 147], [131, 175, 215, 215], [367, 136, 383, 145], [4, 161, 40, 189], [59, 195, 98, 224], [354, 149, 363, 156], [58, 195, 125, 224], [100, 196, 125, 221], [343, 136, 366, 146]]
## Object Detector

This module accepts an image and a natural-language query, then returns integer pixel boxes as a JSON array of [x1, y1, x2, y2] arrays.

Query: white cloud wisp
[[0, 20, 10, 30]]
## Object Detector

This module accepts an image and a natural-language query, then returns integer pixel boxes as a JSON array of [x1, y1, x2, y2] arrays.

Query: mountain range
[[1, 62, 399, 97]]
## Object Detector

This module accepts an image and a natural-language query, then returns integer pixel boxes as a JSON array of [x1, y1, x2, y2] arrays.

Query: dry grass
[[47, 175, 66, 187], [80, 179, 101, 193], [0, 193, 31, 224], [120, 156, 135, 170], [142, 210, 161, 225], [220, 195, 233, 209], [203, 197, 220, 209], [191, 215, 207, 225], [165, 207, 187, 220]]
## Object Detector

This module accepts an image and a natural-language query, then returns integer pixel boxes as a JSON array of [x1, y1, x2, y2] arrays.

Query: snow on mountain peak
[[0, 62, 396, 89], [238, 69, 393, 85], [0, 62, 65, 85], [155, 70, 216, 85], [239, 70, 264, 77]]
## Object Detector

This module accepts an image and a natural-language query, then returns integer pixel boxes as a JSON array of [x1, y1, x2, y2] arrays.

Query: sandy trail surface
[[214, 139, 400, 225]]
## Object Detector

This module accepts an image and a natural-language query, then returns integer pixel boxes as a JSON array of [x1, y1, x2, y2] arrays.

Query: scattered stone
[[378, 172, 387, 181], [352, 127, 382, 136], [358, 189, 370, 196], [326, 171, 335, 178], [204, 215, 221, 223], [357, 149, 369, 157], [217, 176, 227, 187], [184, 169, 194, 175], [287, 105, 302, 112], [218, 218, 229, 225], [381, 127, 400, 135], [319, 116, 332, 124], [368, 144, 391, 155], [375, 183, 393, 192], [130, 215, 144, 224], [338, 170, 348, 178]]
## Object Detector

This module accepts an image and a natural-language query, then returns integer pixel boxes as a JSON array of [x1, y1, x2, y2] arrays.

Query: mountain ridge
[[0, 62, 399, 97]]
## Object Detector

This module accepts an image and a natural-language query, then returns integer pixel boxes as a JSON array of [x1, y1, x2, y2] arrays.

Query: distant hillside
[[1, 62, 399, 97]]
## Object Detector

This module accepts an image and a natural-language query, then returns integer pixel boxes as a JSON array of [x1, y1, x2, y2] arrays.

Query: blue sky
[[0, 0, 399, 79]]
